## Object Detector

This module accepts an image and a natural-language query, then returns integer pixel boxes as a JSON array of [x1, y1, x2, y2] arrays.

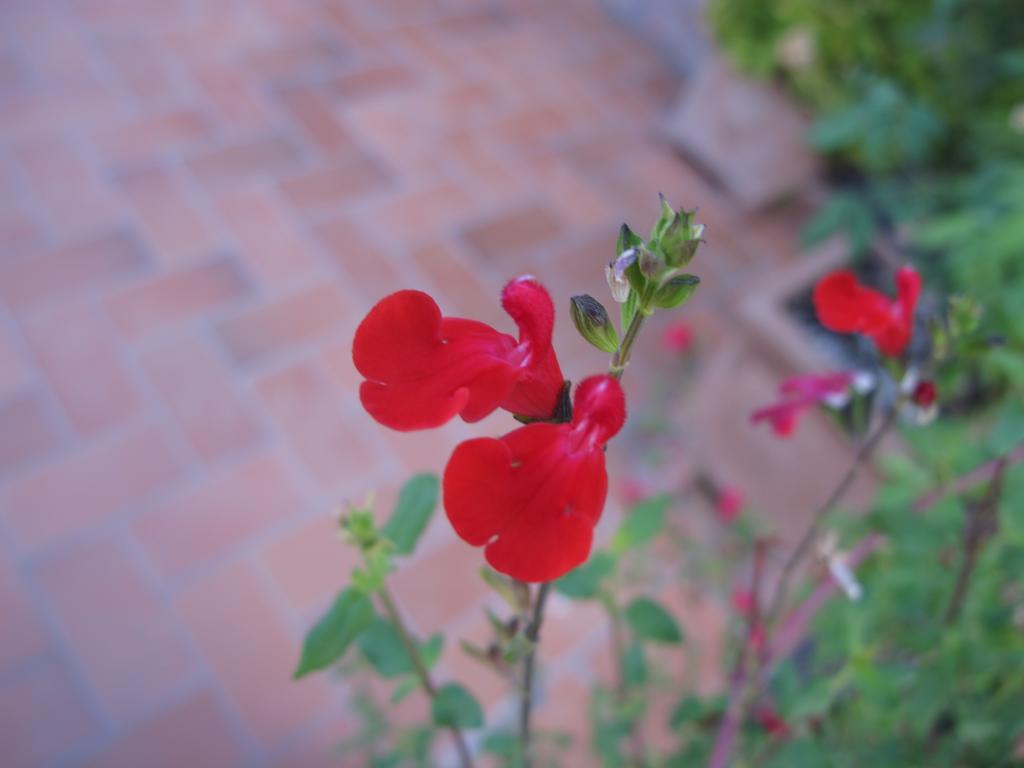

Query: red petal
[[751, 400, 806, 437], [571, 375, 626, 445], [484, 447, 607, 582], [353, 290, 444, 383], [813, 271, 891, 335], [502, 277, 554, 362], [501, 347, 564, 419], [443, 438, 516, 545], [443, 423, 609, 582], [354, 295, 520, 430]]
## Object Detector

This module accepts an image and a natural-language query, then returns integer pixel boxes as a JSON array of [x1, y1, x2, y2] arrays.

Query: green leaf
[[359, 619, 444, 678], [381, 474, 439, 556], [612, 495, 670, 553], [625, 598, 684, 644], [622, 642, 648, 687], [389, 678, 418, 705], [432, 683, 484, 729], [620, 289, 639, 334], [555, 551, 617, 600], [294, 587, 374, 678]]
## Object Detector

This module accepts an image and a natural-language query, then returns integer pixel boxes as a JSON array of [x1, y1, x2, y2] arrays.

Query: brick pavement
[[0, 1, 837, 765]]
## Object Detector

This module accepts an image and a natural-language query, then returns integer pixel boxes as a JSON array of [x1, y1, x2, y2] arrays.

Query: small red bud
[[716, 486, 744, 523], [912, 380, 937, 408], [755, 706, 791, 739]]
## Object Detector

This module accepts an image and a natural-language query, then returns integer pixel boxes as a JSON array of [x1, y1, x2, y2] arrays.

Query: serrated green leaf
[[432, 683, 484, 729], [555, 551, 616, 600], [381, 474, 438, 556], [294, 587, 374, 678], [612, 496, 670, 553], [625, 598, 684, 644]]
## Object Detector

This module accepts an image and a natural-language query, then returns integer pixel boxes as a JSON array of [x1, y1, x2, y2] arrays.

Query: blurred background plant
[[711, 0, 1024, 400]]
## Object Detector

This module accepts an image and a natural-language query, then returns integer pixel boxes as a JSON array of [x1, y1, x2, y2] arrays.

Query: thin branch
[[519, 581, 551, 768], [708, 540, 767, 768], [913, 441, 1024, 513], [601, 593, 646, 767], [762, 405, 898, 636], [379, 588, 475, 768], [944, 457, 1007, 624]]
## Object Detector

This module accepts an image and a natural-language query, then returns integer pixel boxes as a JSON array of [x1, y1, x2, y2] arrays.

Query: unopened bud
[[570, 295, 620, 353], [911, 380, 937, 408], [638, 246, 663, 279], [660, 207, 704, 268], [651, 274, 700, 309]]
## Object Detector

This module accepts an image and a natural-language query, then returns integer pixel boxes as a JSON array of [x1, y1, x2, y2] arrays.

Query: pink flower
[[751, 371, 854, 438]]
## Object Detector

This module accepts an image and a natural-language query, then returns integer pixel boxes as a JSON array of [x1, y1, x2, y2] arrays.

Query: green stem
[[519, 582, 552, 768], [611, 307, 647, 379], [602, 592, 646, 767], [378, 587, 476, 768]]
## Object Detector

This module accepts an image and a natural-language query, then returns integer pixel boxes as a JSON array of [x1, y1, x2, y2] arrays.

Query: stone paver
[[0, 0, 836, 764]]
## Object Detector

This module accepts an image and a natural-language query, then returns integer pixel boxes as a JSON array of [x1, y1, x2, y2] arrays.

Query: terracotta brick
[[0, 658, 99, 767], [390, 535, 489, 632], [106, 257, 250, 338], [0, 229, 150, 311], [462, 203, 563, 262], [98, 36, 175, 105], [0, 554, 48, 674], [191, 62, 272, 129], [36, 537, 199, 722], [24, 302, 141, 435], [216, 187, 318, 286], [540, 594, 606, 659], [329, 63, 417, 101], [216, 283, 347, 366], [267, 715, 360, 768], [279, 152, 391, 212], [14, 137, 118, 234], [177, 562, 330, 748], [141, 333, 261, 461], [279, 87, 355, 155], [0, 208, 43, 257], [134, 451, 302, 579], [97, 108, 212, 164], [261, 514, 361, 615], [2, 426, 183, 554], [86, 691, 246, 768], [409, 241, 505, 327], [314, 214, 401, 301], [0, 392, 59, 473], [116, 167, 220, 264], [187, 135, 304, 189], [363, 181, 477, 247], [257, 362, 386, 495], [245, 37, 348, 83], [0, 324, 31, 400]]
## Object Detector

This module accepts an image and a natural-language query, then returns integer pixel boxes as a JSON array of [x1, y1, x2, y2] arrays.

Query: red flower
[[353, 277, 564, 431], [755, 706, 791, 739], [813, 266, 921, 357], [731, 589, 754, 616], [751, 371, 853, 437], [443, 375, 626, 582], [716, 486, 745, 523], [661, 321, 694, 354], [912, 380, 937, 407]]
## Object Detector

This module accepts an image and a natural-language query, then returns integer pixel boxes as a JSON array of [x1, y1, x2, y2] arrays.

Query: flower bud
[[911, 380, 937, 408], [570, 294, 619, 352], [660, 207, 704, 268], [638, 245, 663, 279], [651, 274, 700, 309]]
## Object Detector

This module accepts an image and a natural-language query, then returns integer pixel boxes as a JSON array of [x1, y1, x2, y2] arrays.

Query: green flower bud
[[638, 245, 664, 280], [652, 274, 700, 309], [570, 294, 620, 353], [660, 207, 704, 268]]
